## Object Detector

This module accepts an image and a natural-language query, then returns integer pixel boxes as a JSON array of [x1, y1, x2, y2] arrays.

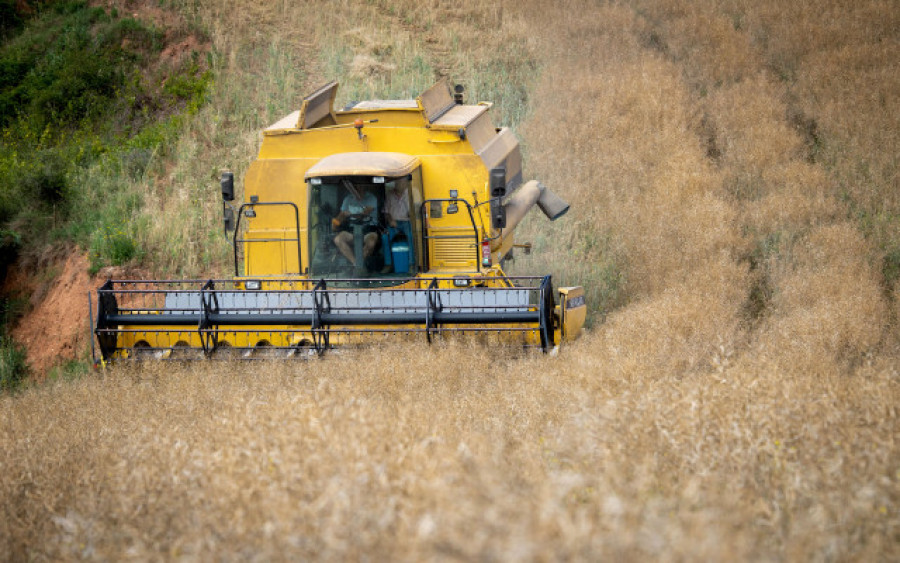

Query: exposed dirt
[[2, 253, 151, 379], [160, 34, 205, 66], [5, 254, 93, 378]]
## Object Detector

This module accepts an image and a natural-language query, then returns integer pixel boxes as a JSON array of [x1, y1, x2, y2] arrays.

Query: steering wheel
[[345, 214, 369, 226], [333, 214, 369, 231]]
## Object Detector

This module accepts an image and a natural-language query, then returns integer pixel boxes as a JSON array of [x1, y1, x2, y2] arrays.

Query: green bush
[[163, 63, 214, 114], [21, 151, 70, 209], [0, 2, 163, 131], [90, 224, 141, 273], [0, 335, 27, 391], [0, 0, 23, 40], [48, 357, 90, 382], [0, 228, 21, 280], [883, 246, 900, 289]]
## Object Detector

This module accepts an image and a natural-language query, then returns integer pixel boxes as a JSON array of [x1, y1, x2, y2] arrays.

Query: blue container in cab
[[391, 241, 410, 273]]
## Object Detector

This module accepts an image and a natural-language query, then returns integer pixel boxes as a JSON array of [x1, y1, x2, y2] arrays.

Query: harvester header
[[92, 81, 585, 361]]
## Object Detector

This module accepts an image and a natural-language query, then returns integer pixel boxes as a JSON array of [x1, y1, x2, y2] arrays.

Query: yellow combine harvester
[[92, 81, 585, 360]]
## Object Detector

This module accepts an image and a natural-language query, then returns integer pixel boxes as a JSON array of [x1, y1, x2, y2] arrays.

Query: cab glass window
[[307, 176, 417, 282]]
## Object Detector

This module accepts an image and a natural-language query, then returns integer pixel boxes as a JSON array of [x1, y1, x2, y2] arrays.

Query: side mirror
[[221, 171, 234, 202], [223, 205, 235, 233], [490, 167, 506, 198], [491, 198, 507, 229]]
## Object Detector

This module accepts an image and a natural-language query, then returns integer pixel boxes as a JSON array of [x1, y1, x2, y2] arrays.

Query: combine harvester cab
[[93, 81, 586, 361]]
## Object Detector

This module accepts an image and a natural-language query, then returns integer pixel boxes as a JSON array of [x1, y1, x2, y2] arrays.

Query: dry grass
[[2, 343, 897, 560], [2, 344, 898, 560], [2, 0, 899, 559]]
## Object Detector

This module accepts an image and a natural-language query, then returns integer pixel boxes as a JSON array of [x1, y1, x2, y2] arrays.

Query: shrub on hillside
[[0, 229, 20, 277], [0, 3, 163, 132], [0, 335, 27, 391], [89, 224, 140, 273], [0, 0, 23, 40], [20, 152, 70, 210]]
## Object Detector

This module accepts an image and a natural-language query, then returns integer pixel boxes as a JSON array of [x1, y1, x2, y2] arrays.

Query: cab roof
[[304, 152, 420, 179]]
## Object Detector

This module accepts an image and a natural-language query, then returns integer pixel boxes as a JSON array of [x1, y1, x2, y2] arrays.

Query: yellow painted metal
[[557, 286, 587, 342], [244, 85, 505, 276], [118, 325, 548, 359]]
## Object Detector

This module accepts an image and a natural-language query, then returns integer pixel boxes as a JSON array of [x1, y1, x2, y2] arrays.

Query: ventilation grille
[[432, 237, 476, 267]]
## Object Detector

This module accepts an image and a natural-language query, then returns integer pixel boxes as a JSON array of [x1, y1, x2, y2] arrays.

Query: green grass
[[46, 356, 91, 383], [320, 39, 436, 105]]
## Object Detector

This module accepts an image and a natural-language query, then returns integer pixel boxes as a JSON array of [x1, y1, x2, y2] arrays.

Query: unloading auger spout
[[497, 180, 570, 248], [91, 80, 587, 362]]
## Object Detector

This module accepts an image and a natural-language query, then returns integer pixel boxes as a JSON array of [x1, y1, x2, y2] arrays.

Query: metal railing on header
[[93, 276, 555, 360]]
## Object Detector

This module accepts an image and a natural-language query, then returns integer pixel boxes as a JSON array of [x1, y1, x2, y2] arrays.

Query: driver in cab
[[332, 180, 379, 268]]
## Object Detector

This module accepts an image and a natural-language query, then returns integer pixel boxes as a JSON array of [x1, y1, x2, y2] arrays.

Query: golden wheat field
[[2, 0, 899, 560]]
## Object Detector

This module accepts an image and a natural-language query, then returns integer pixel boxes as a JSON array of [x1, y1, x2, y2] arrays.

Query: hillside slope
[[0, 0, 212, 381], [1, 0, 898, 559]]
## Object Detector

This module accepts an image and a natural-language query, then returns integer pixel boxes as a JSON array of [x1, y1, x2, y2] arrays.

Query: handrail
[[232, 201, 303, 277], [419, 198, 481, 272]]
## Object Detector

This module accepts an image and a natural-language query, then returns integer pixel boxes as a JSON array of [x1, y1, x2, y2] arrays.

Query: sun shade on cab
[[305, 152, 420, 179]]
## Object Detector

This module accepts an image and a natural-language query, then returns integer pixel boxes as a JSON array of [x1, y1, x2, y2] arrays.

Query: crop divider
[[199, 280, 219, 357], [312, 279, 331, 354]]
